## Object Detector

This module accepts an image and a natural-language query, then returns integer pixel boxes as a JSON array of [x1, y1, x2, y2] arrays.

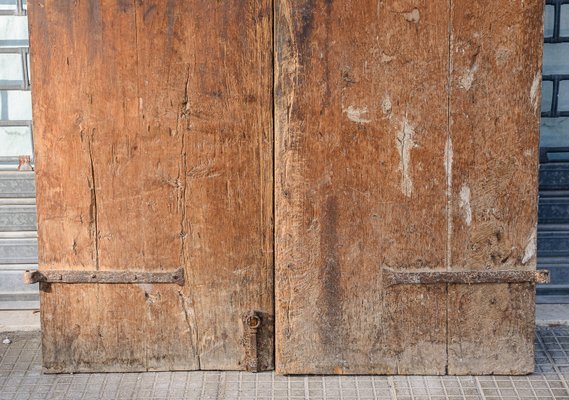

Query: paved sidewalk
[[1, 327, 569, 399]]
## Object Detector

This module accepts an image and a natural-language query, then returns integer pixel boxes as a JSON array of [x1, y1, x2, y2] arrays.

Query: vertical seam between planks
[[271, 0, 277, 370], [88, 0, 103, 364], [178, 65, 200, 370], [182, 61, 201, 371], [445, 0, 454, 375], [131, 0, 146, 371], [445, 3, 453, 274]]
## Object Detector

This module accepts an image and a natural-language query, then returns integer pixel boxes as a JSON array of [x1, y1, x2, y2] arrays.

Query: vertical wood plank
[[275, 0, 450, 374], [178, 1, 274, 370], [29, 0, 273, 372], [447, 0, 544, 374]]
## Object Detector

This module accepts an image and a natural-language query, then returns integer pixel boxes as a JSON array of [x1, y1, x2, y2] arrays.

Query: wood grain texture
[[275, 0, 543, 375], [29, 0, 543, 374], [29, 0, 273, 372], [447, 0, 543, 375], [275, 0, 450, 374]]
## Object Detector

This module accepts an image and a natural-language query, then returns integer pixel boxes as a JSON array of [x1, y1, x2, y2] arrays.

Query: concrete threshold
[[0, 309, 40, 332], [537, 303, 569, 326]]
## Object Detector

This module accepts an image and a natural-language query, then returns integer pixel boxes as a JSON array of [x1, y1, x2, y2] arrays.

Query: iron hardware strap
[[383, 268, 550, 287], [23, 267, 185, 286], [242, 310, 262, 372]]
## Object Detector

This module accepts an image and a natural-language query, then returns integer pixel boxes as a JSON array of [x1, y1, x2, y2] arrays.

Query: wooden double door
[[29, 0, 545, 374]]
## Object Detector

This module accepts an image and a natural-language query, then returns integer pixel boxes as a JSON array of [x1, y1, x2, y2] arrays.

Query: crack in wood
[[87, 133, 99, 271]]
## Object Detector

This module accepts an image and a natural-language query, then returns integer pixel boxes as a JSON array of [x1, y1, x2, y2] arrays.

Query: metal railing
[[542, 74, 569, 118], [0, 0, 32, 167], [545, 0, 569, 43], [542, 1, 569, 120]]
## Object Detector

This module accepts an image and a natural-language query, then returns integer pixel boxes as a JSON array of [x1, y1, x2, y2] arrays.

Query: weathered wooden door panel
[[447, 0, 544, 375], [275, 0, 543, 375], [30, 0, 543, 374], [275, 0, 450, 374], [29, 0, 273, 372]]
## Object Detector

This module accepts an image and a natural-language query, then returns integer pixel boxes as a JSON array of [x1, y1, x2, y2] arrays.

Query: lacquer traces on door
[[29, 0, 273, 372]]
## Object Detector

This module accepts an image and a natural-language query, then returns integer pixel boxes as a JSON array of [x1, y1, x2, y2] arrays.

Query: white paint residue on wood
[[444, 135, 453, 183], [459, 63, 478, 91], [396, 117, 416, 197], [403, 8, 420, 23], [522, 228, 537, 265], [530, 72, 541, 113], [382, 96, 392, 116], [445, 135, 453, 270], [495, 47, 511, 66], [344, 106, 371, 124], [380, 52, 396, 63], [459, 185, 472, 226]]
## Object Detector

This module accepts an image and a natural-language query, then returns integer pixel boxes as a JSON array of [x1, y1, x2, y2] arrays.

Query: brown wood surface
[[447, 0, 544, 375], [275, 0, 450, 374], [29, 0, 273, 372], [30, 0, 543, 374], [275, 0, 543, 375]]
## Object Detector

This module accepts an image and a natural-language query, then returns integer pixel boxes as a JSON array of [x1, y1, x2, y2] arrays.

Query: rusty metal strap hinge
[[242, 310, 262, 372], [23, 267, 185, 286], [383, 268, 550, 288]]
